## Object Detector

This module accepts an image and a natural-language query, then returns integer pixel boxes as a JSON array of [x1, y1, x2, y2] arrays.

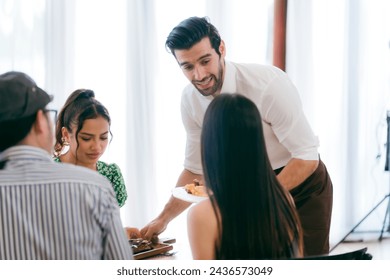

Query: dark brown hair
[[201, 93, 303, 259], [166, 16, 222, 57], [54, 89, 111, 157]]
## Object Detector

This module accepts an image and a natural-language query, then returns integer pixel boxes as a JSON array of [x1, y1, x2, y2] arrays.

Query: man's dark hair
[[0, 114, 37, 152], [165, 16, 222, 57]]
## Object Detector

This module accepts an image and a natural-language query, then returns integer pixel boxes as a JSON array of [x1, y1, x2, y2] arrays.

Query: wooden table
[[140, 238, 193, 260]]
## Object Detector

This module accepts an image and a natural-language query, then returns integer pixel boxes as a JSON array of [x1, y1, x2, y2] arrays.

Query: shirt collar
[[0, 145, 53, 163], [220, 61, 237, 94]]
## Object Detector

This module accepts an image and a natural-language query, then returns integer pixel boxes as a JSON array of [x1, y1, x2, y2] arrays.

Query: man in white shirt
[[141, 17, 333, 256]]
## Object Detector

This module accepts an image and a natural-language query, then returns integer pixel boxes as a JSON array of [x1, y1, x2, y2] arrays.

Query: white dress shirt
[[181, 61, 319, 174]]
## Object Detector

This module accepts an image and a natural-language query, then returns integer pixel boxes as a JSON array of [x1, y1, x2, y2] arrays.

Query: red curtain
[[273, 0, 287, 71]]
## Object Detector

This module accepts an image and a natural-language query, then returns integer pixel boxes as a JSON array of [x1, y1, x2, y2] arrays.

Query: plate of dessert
[[172, 179, 209, 203], [129, 237, 176, 260]]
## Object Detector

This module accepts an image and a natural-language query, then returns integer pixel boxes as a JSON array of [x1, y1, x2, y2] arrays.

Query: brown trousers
[[275, 159, 333, 256]]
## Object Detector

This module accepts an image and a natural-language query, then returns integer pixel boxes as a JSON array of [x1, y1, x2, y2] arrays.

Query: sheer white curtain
[[0, 0, 46, 86], [286, 0, 390, 246], [0, 0, 75, 110], [123, 0, 158, 227], [349, 0, 390, 234]]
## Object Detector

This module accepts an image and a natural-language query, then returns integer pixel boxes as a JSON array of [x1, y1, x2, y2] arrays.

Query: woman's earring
[[61, 137, 70, 146]]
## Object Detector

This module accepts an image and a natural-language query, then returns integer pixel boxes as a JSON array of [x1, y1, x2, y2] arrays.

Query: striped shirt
[[0, 145, 133, 260]]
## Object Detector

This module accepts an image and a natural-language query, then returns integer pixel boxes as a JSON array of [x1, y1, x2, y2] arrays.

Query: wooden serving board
[[133, 243, 174, 260], [131, 237, 176, 260]]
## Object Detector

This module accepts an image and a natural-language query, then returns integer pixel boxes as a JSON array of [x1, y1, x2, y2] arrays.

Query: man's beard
[[193, 62, 224, 97]]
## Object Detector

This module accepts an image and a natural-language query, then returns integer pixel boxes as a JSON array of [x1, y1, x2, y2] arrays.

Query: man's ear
[[219, 40, 226, 58], [33, 110, 47, 134]]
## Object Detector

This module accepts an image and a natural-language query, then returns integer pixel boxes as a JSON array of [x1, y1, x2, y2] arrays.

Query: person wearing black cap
[[0, 71, 133, 260], [0, 71, 53, 153]]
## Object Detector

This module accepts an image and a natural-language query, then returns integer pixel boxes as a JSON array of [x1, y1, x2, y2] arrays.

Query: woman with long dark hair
[[187, 93, 303, 259]]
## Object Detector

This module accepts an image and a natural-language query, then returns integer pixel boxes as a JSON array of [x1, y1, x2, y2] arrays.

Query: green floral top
[[53, 157, 128, 207]]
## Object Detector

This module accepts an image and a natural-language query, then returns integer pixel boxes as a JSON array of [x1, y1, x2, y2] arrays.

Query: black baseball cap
[[0, 71, 52, 122]]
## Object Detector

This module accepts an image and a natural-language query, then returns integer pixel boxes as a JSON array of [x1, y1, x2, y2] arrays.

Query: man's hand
[[140, 218, 168, 241], [140, 169, 203, 240], [277, 158, 319, 190]]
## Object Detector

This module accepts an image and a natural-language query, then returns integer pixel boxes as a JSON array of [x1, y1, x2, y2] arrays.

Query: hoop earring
[[61, 137, 70, 146]]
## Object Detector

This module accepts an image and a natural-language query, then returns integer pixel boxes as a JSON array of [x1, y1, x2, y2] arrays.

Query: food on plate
[[184, 179, 208, 197], [129, 238, 153, 254]]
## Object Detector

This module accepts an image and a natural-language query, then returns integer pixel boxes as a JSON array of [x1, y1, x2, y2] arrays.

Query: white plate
[[172, 187, 208, 203]]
